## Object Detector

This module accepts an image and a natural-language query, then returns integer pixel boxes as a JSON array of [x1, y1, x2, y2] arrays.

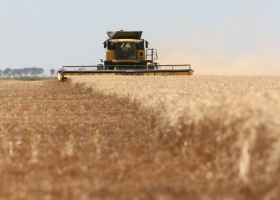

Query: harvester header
[[57, 30, 193, 81]]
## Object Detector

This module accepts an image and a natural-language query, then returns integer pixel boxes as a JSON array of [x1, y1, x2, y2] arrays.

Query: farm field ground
[[0, 76, 280, 200]]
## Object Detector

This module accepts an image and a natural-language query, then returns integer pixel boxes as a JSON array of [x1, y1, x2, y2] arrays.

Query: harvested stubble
[[0, 80, 203, 199], [71, 75, 280, 199]]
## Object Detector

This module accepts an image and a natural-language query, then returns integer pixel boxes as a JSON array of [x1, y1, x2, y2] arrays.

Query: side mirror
[[145, 41, 149, 48], [103, 41, 107, 48]]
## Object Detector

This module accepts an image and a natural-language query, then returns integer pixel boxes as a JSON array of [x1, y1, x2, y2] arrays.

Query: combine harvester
[[57, 30, 193, 81]]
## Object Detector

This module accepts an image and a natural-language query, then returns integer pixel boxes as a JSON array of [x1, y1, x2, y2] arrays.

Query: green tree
[[38, 68, 44, 76], [29, 67, 44, 77], [3, 68, 12, 77], [50, 69, 56, 77], [23, 68, 31, 76]]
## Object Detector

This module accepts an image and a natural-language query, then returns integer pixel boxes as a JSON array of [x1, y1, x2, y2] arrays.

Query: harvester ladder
[[146, 48, 158, 62]]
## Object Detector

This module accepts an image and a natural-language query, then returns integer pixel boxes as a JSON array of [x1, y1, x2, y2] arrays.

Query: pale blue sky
[[1, 0, 279, 75]]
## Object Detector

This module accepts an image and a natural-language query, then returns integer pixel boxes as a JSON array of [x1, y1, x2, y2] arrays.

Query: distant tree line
[[0, 68, 57, 78], [0, 67, 44, 78]]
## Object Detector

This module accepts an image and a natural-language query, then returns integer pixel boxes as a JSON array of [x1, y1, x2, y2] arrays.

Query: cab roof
[[107, 31, 142, 39]]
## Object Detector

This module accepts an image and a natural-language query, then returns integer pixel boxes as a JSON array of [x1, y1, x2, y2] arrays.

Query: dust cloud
[[157, 48, 280, 76], [155, 11, 280, 76]]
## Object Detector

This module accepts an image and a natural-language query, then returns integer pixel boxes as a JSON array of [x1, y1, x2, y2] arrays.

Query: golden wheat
[[1, 77, 280, 199], [71, 75, 280, 184]]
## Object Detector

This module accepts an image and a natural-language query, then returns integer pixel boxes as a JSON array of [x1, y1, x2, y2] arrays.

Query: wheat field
[[71, 75, 280, 198], [1, 76, 280, 199]]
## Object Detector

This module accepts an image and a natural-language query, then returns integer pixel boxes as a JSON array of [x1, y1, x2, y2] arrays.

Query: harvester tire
[[105, 66, 114, 70], [97, 64, 104, 70], [148, 63, 155, 69]]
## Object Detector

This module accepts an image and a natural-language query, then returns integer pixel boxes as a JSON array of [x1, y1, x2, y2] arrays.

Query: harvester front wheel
[[97, 64, 104, 70], [105, 66, 114, 70], [148, 63, 156, 69]]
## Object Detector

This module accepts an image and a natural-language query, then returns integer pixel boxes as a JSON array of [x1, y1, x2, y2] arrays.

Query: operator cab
[[116, 42, 136, 60]]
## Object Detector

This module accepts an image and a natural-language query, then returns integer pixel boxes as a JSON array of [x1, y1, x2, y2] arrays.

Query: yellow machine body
[[58, 30, 193, 81], [105, 39, 146, 63]]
